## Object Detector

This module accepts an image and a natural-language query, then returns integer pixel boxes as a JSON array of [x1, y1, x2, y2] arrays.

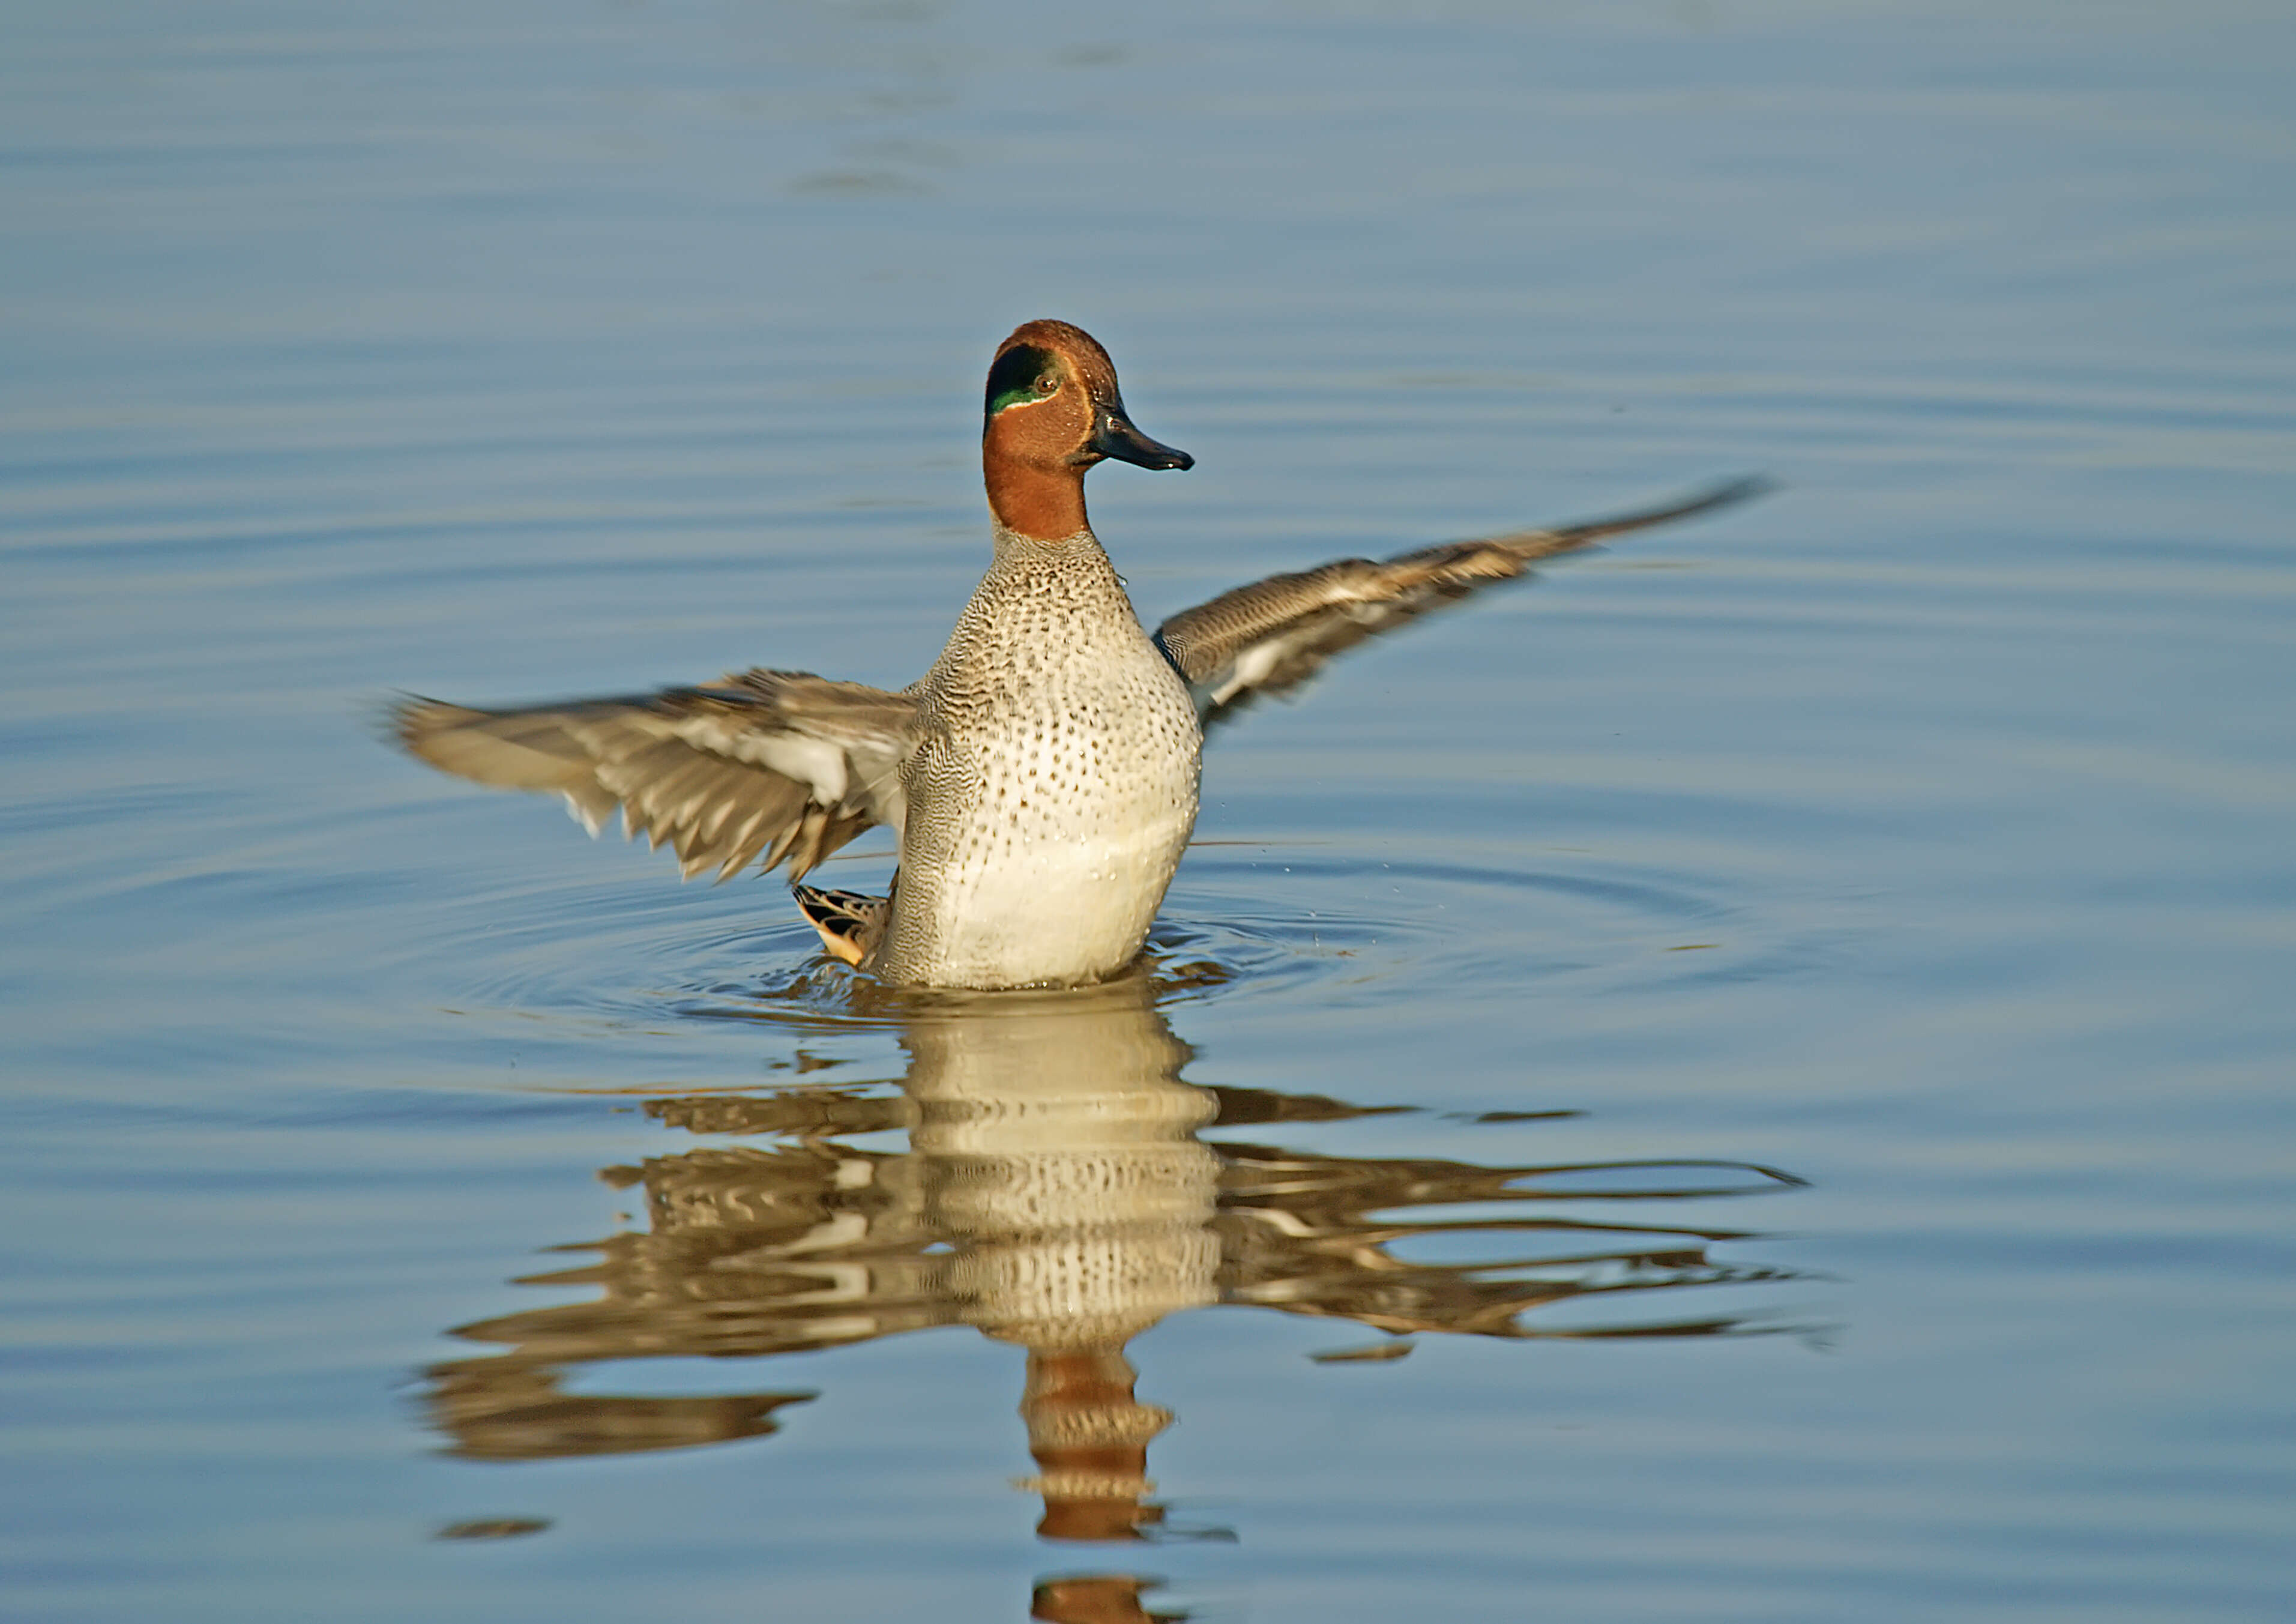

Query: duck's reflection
[[424, 972, 1807, 1587]]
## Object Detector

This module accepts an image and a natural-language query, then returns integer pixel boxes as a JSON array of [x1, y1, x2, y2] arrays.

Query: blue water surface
[[3, 2, 2293, 1620]]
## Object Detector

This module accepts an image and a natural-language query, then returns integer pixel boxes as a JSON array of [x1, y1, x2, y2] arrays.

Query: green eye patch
[[984, 345, 1060, 422]]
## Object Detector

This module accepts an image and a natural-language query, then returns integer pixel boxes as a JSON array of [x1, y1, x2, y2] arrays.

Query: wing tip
[[1561, 473, 1779, 543], [1690, 472, 1780, 512], [383, 692, 496, 773]]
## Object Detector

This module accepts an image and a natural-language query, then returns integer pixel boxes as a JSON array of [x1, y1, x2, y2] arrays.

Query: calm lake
[[5, 2, 2293, 1620]]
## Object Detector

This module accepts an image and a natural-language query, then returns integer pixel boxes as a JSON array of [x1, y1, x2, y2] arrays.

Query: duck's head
[[981, 319, 1192, 542]]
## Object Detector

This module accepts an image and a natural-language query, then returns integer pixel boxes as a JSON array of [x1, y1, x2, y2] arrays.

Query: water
[[5, 2, 2294, 1619]]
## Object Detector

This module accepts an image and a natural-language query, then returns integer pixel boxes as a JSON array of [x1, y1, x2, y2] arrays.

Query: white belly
[[912, 806, 1195, 988]]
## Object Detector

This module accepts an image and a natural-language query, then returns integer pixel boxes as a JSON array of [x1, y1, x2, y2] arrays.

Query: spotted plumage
[[394, 319, 1763, 989]]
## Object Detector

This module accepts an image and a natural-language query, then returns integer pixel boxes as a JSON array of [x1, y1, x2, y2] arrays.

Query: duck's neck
[[985, 451, 1091, 543]]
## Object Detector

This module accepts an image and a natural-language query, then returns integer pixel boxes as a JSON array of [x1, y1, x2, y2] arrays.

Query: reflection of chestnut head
[[1031, 1572, 1184, 1624], [1017, 1348, 1172, 1544]]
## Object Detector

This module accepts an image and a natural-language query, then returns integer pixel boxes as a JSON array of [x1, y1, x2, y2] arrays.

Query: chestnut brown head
[[981, 320, 1191, 541]]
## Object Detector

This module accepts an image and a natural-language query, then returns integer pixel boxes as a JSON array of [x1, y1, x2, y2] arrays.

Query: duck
[[395, 319, 1762, 990]]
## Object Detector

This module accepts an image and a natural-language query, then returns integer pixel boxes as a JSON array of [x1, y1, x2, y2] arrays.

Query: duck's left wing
[[393, 669, 917, 883], [1153, 478, 1767, 727]]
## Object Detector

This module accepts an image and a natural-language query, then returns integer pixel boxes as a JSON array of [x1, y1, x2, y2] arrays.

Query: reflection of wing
[[394, 669, 918, 883], [1153, 478, 1769, 726]]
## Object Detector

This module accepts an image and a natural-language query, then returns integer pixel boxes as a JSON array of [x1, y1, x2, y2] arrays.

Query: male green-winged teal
[[396, 319, 1762, 989]]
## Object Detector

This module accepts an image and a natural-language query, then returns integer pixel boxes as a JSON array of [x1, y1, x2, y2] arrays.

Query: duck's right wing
[[393, 669, 918, 883], [1154, 478, 1768, 727]]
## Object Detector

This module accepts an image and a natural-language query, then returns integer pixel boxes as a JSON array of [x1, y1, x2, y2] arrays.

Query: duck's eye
[[1033, 373, 1059, 396]]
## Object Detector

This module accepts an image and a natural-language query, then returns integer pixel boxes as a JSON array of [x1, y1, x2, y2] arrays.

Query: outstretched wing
[[394, 669, 918, 883], [1153, 478, 1768, 726]]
